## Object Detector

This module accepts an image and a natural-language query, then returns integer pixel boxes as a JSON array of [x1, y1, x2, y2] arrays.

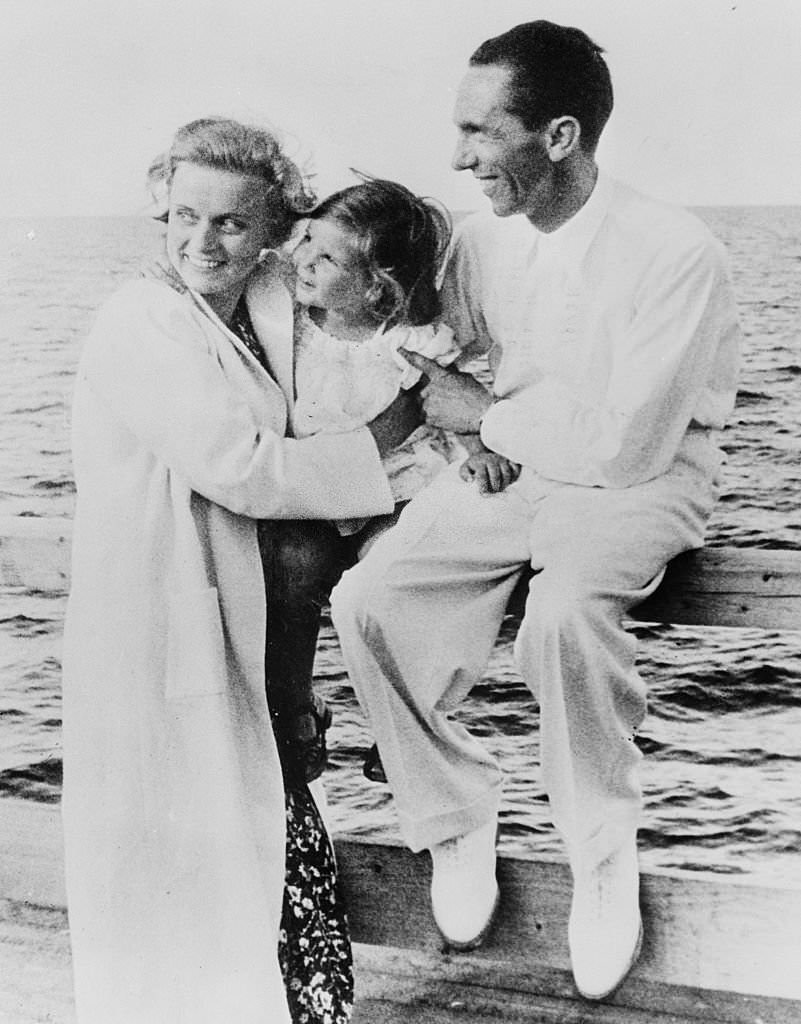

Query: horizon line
[[4, 200, 801, 221]]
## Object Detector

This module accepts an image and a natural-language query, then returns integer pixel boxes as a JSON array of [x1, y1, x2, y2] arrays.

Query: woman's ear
[[545, 116, 581, 162]]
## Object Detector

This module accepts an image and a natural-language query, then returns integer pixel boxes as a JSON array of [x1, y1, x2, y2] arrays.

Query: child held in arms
[[260, 174, 519, 785]]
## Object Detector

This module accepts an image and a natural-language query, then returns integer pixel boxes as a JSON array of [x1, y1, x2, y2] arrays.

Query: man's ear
[[545, 116, 581, 162]]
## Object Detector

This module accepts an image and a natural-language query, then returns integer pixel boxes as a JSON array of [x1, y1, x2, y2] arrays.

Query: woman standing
[[61, 118, 411, 1023]]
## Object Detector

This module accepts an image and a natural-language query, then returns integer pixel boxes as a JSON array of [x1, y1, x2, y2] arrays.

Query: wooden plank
[[631, 547, 801, 630], [2, 516, 800, 630], [3, 800, 800, 1023], [3, 796, 801, 1023], [502, 546, 801, 631], [351, 946, 751, 1024], [337, 836, 801, 1023], [0, 900, 75, 1024], [0, 800, 66, 910], [352, 945, 714, 1023], [0, 516, 71, 593]]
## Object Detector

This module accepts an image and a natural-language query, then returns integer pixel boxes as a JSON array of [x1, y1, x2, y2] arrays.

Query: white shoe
[[429, 821, 499, 950], [568, 838, 643, 1000]]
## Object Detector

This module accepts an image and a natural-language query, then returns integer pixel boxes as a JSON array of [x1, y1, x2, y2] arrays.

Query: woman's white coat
[[62, 259, 393, 1023]]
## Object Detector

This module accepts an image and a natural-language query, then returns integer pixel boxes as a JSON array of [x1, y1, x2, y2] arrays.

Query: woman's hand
[[399, 349, 493, 434], [460, 450, 521, 494], [367, 387, 422, 457]]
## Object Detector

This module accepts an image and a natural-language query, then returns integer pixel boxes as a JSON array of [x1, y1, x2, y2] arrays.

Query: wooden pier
[[1, 516, 800, 1023]]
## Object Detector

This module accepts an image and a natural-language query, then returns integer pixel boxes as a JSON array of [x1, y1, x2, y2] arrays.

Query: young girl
[[259, 176, 514, 785]]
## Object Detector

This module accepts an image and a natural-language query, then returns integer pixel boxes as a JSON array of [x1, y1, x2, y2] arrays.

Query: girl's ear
[[545, 116, 581, 162]]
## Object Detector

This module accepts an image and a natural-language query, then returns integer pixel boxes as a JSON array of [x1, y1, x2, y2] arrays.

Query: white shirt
[[441, 172, 741, 488]]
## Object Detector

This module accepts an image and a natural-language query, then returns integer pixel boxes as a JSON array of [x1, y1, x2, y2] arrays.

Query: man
[[331, 20, 740, 1000]]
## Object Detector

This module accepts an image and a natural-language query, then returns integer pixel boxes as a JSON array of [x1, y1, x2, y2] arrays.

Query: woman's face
[[166, 162, 274, 319]]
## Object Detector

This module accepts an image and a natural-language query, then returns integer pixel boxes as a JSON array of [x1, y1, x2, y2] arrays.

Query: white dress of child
[[291, 308, 471, 513]]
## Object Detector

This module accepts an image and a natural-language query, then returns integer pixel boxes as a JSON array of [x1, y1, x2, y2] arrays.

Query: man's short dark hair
[[470, 20, 613, 153]]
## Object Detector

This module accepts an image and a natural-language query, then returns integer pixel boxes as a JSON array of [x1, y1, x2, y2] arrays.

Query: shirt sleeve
[[480, 237, 740, 487], [440, 221, 498, 369], [78, 281, 394, 519]]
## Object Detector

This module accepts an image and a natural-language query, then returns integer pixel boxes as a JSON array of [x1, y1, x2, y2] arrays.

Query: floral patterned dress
[[279, 786, 354, 1023]]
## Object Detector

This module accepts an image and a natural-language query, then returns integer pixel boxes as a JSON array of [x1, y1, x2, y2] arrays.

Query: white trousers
[[331, 432, 721, 868]]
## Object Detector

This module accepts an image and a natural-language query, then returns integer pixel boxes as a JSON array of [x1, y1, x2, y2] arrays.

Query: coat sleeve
[[78, 281, 394, 519], [479, 237, 741, 488]]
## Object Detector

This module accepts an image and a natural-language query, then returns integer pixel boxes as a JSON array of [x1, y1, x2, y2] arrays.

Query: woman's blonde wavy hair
[[147, 117, 316, 247]]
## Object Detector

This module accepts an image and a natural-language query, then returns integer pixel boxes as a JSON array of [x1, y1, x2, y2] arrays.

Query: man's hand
[[367, 386, 422, 458], [459, 450, 521, 494], [400, 349, 493, 434]]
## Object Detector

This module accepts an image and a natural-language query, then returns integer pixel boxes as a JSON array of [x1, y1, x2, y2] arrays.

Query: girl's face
[[166, 162, 274, 320], [292, 217, 371, 321]]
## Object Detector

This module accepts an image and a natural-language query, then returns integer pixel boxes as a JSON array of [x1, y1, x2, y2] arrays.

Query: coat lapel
[[246, 256, 296, 410]]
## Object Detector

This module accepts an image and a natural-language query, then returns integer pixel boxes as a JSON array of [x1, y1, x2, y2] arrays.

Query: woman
[[61, 117, 413, 1023]]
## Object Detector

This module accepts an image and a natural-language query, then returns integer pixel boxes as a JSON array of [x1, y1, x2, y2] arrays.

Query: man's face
[[452, 64, 553, 221]]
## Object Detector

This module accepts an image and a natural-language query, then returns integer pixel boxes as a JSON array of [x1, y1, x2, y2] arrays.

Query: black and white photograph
[[1, 1, 800, 1021]]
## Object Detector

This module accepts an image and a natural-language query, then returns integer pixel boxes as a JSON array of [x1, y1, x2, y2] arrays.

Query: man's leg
[[331, 466, 532, 946], [516, 439, 720, 996], [332, 466, 533, 849]]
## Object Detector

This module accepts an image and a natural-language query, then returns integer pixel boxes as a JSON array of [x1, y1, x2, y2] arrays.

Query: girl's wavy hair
[[147, 117, 316, 247], [308, 173, 452, 328]]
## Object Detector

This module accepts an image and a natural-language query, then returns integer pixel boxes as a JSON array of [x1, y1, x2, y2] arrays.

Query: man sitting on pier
[[331, 19, 740, 1000]]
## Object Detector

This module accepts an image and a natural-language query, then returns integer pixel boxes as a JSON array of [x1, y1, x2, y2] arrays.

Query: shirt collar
[[535, 169, 614, 265]]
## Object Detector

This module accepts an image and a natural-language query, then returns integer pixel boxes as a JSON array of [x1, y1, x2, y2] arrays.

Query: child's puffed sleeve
[[389, 323, 462, 389]]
